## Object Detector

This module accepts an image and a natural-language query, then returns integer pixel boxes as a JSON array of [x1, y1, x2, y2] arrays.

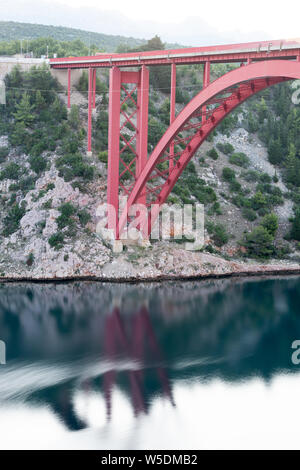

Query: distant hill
[[0, 21, 148, 53]]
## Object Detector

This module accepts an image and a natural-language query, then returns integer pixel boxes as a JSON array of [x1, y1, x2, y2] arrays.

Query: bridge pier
[[169, 63, 176, 175], [107, 65, 149, 239], [67, 68, 71, 109], [202, 61, 210, 123]]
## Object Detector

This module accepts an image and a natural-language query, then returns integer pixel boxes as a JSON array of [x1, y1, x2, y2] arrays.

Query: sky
[[1, 0, 300, 46]]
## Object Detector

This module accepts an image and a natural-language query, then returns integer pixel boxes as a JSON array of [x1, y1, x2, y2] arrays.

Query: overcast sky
[[1, 0, 300, 46]]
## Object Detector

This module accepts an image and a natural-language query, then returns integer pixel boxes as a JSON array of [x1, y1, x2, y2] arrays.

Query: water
[[0, 276, 300, 450]]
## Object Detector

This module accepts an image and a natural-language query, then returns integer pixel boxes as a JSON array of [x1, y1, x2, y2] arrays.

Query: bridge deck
[[50, 38, 300, 69]]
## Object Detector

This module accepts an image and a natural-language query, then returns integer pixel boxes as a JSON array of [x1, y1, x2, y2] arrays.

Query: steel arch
[[118, 60, 300, 237]]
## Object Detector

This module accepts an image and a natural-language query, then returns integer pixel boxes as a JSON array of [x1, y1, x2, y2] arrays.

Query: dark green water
[[0, 276, 300, 450]]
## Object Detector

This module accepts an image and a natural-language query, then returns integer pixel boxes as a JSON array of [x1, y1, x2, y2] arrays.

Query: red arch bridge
[[50, 39, 300, 243]]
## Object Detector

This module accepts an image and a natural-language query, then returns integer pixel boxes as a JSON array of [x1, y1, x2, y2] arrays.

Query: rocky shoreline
[[0, 249, 299, 282]]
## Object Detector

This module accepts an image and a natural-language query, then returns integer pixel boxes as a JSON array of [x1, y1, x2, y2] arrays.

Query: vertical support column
[[87, 67, 93, 156], [93, 68, 96, 109], [169, 63, 176, 175], [107, 67, 121, 236], [202, 61, 210, 123], [136, 65, 149, 206], [67, 68, 71, 109]]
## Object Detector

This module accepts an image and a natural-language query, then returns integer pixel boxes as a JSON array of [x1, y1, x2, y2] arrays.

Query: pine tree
[[35, 90, 46, 110], [13, 92, 35, 127]]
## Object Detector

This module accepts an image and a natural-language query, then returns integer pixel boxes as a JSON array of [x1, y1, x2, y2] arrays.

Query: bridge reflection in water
[[1, 277, 300, 448]]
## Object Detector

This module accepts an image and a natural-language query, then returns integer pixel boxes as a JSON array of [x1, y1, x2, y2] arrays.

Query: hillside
[[0, 21, 181, 54]]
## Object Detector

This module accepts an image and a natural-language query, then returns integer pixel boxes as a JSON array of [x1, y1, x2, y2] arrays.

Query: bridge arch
[[118, 60, 300, 236]]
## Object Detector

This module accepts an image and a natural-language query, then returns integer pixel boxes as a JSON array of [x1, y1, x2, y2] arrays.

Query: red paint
[[87, 67, 93, 153], [169, 63, 176, 175], [50, 38, 300, 69], [67, 68, 71, 109], [118, 60, 300, 237]]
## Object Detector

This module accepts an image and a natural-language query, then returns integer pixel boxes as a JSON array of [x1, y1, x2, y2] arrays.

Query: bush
[[290, 208, 300, 241], [56, 202, 76, 229], [242, 170, 260, 182], [229, 152, 250, 168], [207, 222, 229, 246], [242, 226, 275, 258], [98, 151, 108, 163], [242, 207, 257, 221], [216, 142, 235, 155], [229, 180, 242, 193], [222, 167, 236, 182], [0, 162, 21, 180], [0, 147, 9, 162], [78, 208, 91, 226], [29, 154, 47, 174], [213, 224, 229, 246], [260, 213, 279, 237], [250, 191, 267, 210], [56, 153, 94, 181], [48, 232, 64, 250], [2, 202, 26, 236], [207, 148, 219, 160]]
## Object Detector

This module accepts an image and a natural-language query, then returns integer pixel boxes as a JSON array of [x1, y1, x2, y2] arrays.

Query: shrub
[[216, 142, 235, 155], [207, 148, 219, 160], [78, 208, 91, 226], [259, 173, 272, 184], [260, 213, 279, 237], [98, 151, 108, 163], [242, 207, 257, 221], [229, 152, 250, 168], [242, 170, 260, 182], [56, 202, 76, 229], [0, 162, 21, 180], [213, 224, 229, 246], [26, 252, 34, 267], [2, 202, 26, 236], [229, 180, 242, 193], [56, 153, 94, 181], [207, 221, 229, 246], [222, 167, 236, 182], [242, 226, 274, 258], [29, 154, 47, 174], [0, 147, 9, 162], [48, 232, 64, 250], [250, 191, 267, 210], [290, 208, 300, 241]]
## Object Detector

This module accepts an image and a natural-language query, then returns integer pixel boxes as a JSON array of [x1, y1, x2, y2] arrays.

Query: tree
[[68, 105, 80, 129], [260, 213, 279, 237], [290, 208, 300, 241], [268, 138, 282, 165], [243, 226, 275, 258], [13, 92, 35, 126], [35, 90, 46, 110]]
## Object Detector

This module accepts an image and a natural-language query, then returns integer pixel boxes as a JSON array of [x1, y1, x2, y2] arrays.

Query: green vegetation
[[206, 221, 229, 247], [222, 167, 236, 182], [0, 21, 147, 54], [241, 213, 279, 258], [48, 232, 64, 250], [2, 202, 26, 236], [229, 152, 250, 168], [207, 147, 219, 160], [216, 142, 235, 155]]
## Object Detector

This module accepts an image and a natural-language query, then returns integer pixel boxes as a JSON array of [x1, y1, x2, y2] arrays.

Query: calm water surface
[[0, 276, 300, 450]]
